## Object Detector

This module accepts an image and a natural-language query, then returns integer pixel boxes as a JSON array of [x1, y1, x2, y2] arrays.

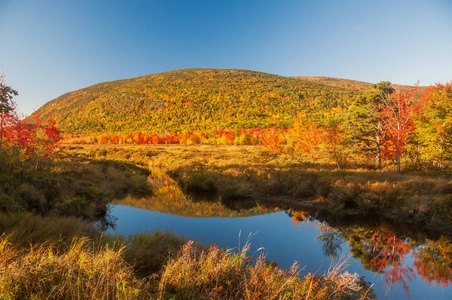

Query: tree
[[260, 128, 284, 154], [415, 82, 452, 166], [378, 85, 422, 173], [291, 113, 322, 162], [318, 108, 350, 170], [0, 74, 18, 155], [351, 81, 394, 168], [33, 114, 61, 159], [321, 123, 346, 170], [6, 113, 61, 169]]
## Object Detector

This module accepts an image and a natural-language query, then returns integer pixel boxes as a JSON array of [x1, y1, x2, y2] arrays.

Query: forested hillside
[[30, 68, 451, 170], [34, 69, 364, 134]]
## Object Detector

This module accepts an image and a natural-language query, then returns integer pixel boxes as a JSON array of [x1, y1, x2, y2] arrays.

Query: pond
[[107, 190, 452, 300]]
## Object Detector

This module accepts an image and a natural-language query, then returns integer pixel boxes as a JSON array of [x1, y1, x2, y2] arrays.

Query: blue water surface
[[108, 204, 452, 300]]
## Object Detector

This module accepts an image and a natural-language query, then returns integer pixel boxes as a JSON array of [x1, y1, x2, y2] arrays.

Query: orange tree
[[290, 113, 322, 162], [260, 128, 284, 154], [318, 108, 351, 170]]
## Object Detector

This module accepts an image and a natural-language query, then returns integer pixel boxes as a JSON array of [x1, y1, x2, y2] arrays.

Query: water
[[107, 201, 452, 300]]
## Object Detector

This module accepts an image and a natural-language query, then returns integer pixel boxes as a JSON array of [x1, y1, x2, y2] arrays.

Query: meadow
[[0, 143, 384, 299], [70, 144, 452, 236]]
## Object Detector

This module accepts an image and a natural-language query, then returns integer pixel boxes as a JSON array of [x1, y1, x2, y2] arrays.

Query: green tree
[[350, 81, 394, 168], [319, 108, 350, 170]]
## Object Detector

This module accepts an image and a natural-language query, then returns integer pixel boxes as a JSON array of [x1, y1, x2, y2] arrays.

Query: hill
[[293, 76, 373, 92], [295, 76, 423, 93], [34, 69, 379, 134]]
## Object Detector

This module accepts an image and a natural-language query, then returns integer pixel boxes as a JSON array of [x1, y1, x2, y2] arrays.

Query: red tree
[[0, 74, 19, 155], [6, 113, 61, 169], [378, 86, 422, 173]]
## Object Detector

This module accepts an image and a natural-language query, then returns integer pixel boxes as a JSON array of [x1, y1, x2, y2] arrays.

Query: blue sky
[[1, 0, 451, 116]]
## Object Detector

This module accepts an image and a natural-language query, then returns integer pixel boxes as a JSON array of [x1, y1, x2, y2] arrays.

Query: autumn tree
[[260, 128, 284, 154], [415, 82, 452, 166], [0, 74, 18, 155], [31, 114, 61, 162], [290, 113, 322, 162], [321, 123, 346, 170], [378, 85, 422, 173], [318, 108, 350, 170], [6, 113, 61, 169]]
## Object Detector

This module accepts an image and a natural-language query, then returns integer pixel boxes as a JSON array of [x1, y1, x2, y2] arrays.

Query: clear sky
[[1, 0, 451, 116]]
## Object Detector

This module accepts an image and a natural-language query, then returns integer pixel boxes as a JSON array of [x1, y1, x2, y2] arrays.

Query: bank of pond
[[0, 144, 451, 299], [108, 193, 452, 300]]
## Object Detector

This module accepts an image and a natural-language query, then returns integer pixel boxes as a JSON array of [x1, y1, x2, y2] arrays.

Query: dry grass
[[0, 212, 99, 248], [0, 236, 149, 300], [0, 213, 375, 299], [157, 240, 375, 300]]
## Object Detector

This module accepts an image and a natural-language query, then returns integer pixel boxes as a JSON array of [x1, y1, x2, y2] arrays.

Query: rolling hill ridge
[[34, 69, 382, 134]]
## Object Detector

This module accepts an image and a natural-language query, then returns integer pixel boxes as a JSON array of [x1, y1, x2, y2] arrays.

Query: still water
[[107, 200, 452, 300]]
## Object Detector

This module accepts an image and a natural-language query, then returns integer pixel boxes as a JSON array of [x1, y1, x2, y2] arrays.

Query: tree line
[[62, 81, 451, 172], [2, 73, 451, 172]]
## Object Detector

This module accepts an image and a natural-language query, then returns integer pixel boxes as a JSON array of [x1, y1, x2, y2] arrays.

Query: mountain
[[34, 69, 375, 134], [295, 76, 422, 93]]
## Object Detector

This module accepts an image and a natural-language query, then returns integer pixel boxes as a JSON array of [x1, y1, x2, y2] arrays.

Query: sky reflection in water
[[108, 204, 452, 300]]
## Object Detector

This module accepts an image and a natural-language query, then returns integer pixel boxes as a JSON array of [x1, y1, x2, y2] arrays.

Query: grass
[[63, 144, 452, 236], [157, 240, 375, 300], [1, 143, 450, 299], [0, 236, 146, 300], [0, 153, 151, 220], [0, 213, 375, 299], [0, 212, 99, 248]]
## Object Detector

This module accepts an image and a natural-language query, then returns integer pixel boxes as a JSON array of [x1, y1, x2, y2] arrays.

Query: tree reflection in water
[[287, 208, 452, 299], [412, 236, 452, 287], [367, 231, 415, 298], [315, 223, 345, 258], [114, 175, 452, 299], [115, 175, 272, 218]]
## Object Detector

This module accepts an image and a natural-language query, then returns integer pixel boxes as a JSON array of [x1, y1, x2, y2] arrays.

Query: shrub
[[16, 183, 47, 213], [0, 194, 24, 212]]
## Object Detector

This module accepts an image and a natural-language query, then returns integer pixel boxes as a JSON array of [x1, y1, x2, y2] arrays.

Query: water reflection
[[315, 223, 345, 258], [412, 237, 452, 287], [287, 209, 345, 257], [288, 209, 452, 299], [109, 181, 452, 300], [115, 176, 276, 217]]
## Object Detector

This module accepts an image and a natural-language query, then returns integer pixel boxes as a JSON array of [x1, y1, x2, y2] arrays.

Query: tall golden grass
[[0, 213, 375, 299]]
